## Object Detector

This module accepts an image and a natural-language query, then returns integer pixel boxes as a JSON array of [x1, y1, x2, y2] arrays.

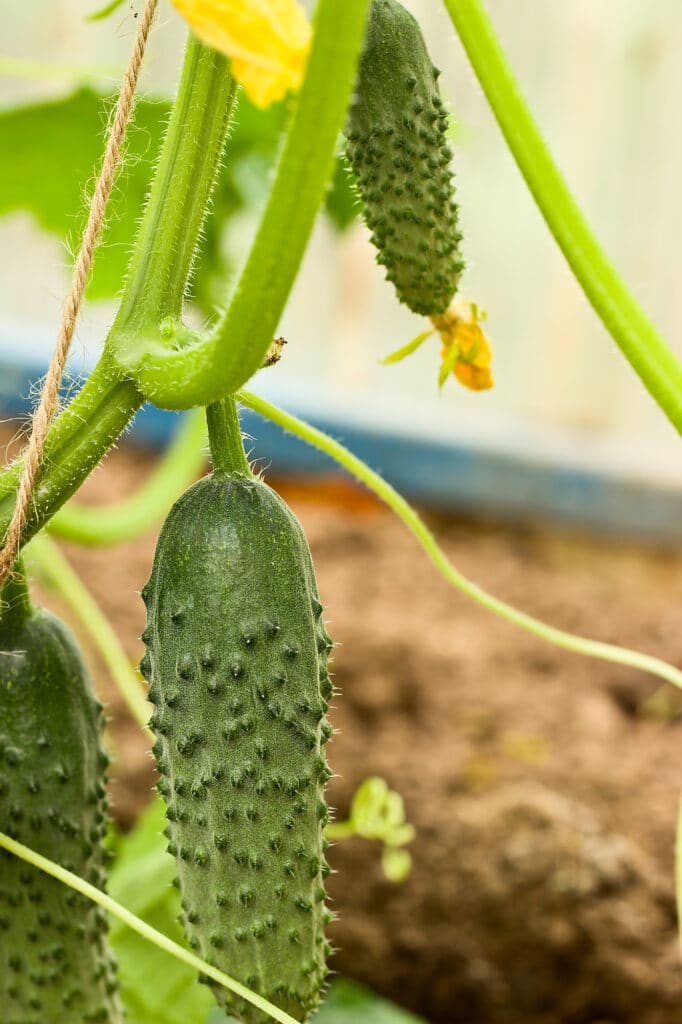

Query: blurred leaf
[[88, 0, 127, 20], [314, 980, 426, 1024], [380, 330, 433, 367], [108, 798, 215, 1024], [0, 88, 168, 301], [0, 86, 355, 312], [380, 847, 412, 884], [324, 157, 359, 232]]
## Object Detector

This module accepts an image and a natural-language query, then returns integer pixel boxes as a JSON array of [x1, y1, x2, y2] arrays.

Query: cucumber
[[346, 0, 464, 316], [0, 573, 123, 1024], [142, 471, 333, 1024]]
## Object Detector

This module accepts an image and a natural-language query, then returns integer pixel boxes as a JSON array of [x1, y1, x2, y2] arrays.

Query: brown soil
[[10, 433, 682, 1023]]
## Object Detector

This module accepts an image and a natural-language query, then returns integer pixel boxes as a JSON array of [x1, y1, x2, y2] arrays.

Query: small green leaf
[[88, 0, 127, 20], [381, 846, 412, 884], [380, 329, 433, 366], [438, 342, 460, 389]]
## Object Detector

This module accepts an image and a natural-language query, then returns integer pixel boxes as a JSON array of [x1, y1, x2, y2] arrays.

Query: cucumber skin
[[0, 603, 123, 1024], [346, 0, 464, 316], [142, 473, 334, 1024]]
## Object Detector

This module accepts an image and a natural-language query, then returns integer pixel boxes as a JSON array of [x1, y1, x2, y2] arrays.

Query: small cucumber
[[0, 573, 123, 1024], [142, 471, 333, 1024], [346, 0, 464, 315]]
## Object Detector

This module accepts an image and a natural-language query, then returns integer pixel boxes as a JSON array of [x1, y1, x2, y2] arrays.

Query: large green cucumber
[[346, 0, 464, 315], [0, 573, 123, 1024], [142, 472, 333, 1024]]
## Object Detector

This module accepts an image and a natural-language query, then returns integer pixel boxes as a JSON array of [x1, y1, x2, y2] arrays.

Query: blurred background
[[3, 4, 682, 1023]]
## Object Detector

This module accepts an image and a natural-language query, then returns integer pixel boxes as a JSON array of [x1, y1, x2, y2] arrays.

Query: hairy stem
[[0, 356, 143, 547], [116, 0, 371, 409], [0, 831, 298, 1024], [206, 399, 252, 476], [238, 390, 682, 689], [113, 35, 236, 333], [442, 0, 682, 433]]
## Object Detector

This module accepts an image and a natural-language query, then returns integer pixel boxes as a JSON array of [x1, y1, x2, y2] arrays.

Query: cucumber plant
[[1, 0, 682, 1022]]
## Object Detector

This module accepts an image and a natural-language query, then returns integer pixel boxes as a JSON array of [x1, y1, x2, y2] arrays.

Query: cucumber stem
[[0, 559, 33, 623], [206, 399, 251, 476]]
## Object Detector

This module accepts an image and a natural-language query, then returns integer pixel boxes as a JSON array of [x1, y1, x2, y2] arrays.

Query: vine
[[442, 0, 682, 432], [238, 389, 682, 690]]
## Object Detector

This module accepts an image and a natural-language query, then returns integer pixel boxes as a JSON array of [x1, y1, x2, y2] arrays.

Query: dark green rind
[[0, 587, 123, 1024], [142, 473, 334, 1024], [346, 0, 464, 315]]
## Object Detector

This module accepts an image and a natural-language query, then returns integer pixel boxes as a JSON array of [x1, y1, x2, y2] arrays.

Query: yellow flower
[[170, 0, 312, 109], [432, 298, 494, 391]]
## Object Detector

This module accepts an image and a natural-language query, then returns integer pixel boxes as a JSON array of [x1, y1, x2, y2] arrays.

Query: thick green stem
[[115, 0, 371, 409], [238, 389, 682, 690], [50, 409, 207, 545], [442, 0, 682, 434], [206, 399, 251, 476], [0, 559, 32, 622], [113, 35, 236, 334], [0, 356, 143, 547]]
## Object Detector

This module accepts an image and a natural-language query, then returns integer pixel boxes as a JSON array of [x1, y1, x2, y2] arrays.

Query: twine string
[[0, 0, 158, 588]]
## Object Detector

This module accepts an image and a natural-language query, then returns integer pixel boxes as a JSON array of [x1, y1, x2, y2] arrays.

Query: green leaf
[[380, 330, 433, 366], [108, 798, 215, 1024], [0, 87, 354, 310], [0, 88, 168, 301], [315, 980, 427, 1024]]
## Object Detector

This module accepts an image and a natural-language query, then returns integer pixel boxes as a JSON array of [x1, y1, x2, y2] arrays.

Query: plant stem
[[442, 0, 682, 434], [117, 0, 372, 409], [0, 355, 143, 547], [0, 559, 32, 622], [325, 821, 356, 841], [206, 399, 251, 476], [50, 410, 207, 545], [238, 389, 682, 690], [113, 35, 236, 334], [0, 831, 299, 1024], [1, 33, 235, 552], [26, 534, 152, 739]]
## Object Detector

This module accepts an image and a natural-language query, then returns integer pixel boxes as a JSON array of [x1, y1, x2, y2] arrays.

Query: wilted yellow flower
[[170, 0, 311, 109], [432, 298, 494, 391]]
